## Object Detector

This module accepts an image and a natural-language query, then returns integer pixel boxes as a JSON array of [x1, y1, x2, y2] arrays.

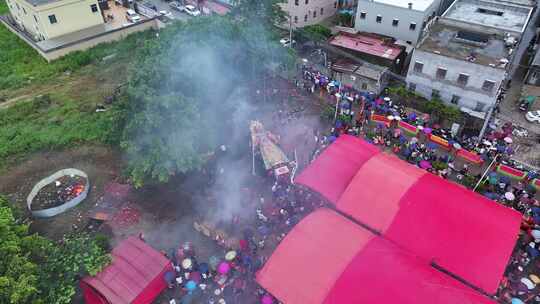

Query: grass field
[[0, 0, 161, 168], [0, 0, 155, 91]]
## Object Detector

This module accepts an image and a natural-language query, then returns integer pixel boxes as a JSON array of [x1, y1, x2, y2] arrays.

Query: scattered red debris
[[104, 182, 131, 199], [110, 204, 141, 228]]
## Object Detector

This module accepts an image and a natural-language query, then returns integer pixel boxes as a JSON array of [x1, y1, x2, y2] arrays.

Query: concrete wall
[[1, 16, 157, 61], [282, 0, 339, 28], [354, 0, 440, 45], [7, 0, 104, 40], [406, 49, 505, 111]]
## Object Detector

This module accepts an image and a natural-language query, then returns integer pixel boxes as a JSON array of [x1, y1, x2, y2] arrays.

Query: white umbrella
[[520, 277, 535, 290], [531, 229, 540, 240], [483, 140, 492, 146], [387, 115, 395, 121], [411, 137, 418, 144], [504, 192, 515, 201], [394, 116, 402, 121], [384, 97, 391, 102], [453, 143, 462, 149], [504, 137, 513, 144]]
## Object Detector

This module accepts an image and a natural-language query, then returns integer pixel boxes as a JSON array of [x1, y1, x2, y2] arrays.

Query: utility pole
[[288, 0, 293, 48]]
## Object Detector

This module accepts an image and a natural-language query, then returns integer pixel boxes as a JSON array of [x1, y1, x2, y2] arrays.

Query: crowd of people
[[299, 64, 540, 303]]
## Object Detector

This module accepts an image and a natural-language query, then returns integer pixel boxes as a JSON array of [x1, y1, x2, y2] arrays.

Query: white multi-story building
[[282, 0, 340, 28], [406, 0, 533, 114], [354, 0, 442, 46]]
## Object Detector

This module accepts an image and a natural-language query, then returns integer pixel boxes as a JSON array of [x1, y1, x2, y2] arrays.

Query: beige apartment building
[[282, 0, 339, 28], [5, 0, 104, 41]]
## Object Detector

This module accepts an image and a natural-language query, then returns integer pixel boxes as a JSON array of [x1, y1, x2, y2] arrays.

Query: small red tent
[[81, 237, 172, 304]]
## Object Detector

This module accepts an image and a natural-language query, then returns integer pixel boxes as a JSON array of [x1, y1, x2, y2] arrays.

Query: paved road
[[140, 0, 193, 21]]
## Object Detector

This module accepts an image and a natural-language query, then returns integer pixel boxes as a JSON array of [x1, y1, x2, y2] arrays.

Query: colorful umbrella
[[511, 298, 524, 304], [186, 280, 197, 291], [225, 251, 237, 261], [182, 258, 193, 270], [504, 192, 515, 201], [504, 137, 513, 144], [531, 178, 540, 191], [422, 127, 432, 134], [520, 277, 535, 290], [218, 262, 231, 274], [261, 295, 274, 304], [419, 160, 432, 169], [209, 256, 220, 270]]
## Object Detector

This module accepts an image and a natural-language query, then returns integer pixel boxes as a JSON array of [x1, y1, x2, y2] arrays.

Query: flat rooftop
[[418, 22, 510, 68], [369, 0, 436, 11], [329, 32, 403, 61], [443, 0, 532, 33]]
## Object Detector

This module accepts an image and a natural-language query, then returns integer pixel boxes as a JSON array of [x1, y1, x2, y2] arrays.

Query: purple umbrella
[[419, 160, 432, 169], [422, 127, 432, 134], [261, 295, 274, 304], [218, 262, 231, 274]]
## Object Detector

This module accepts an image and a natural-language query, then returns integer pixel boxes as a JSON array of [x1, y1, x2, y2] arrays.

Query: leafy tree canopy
[[231, 0, 286, 26], [0, 196, 110, 304], [122, 16, 294, 187], [297, 24, 332, 44]]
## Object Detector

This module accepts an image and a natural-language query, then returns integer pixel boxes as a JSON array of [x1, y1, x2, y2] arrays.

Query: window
[[457, 73, 469, 86], [392, 19, 399, 27], [413, 61, 423, 73], [436, 67, 447, 80], [33, 15, 38, 22], [360, 11, 366, 19], [91, 4, 98, 12], [334, 1, 337, 8], [16, 3, 19, 10], [320, 8, 323, 15], [431, 89, 440, 98], [313, 11, 316, 18], [48, 14, 57, 24], [361, 83, 368, 90], [409, 22, 416, 31], [451, 95, 461, 104], [305, 0, 308, 4], [294, 15, 298, 23], [475, 102, 486, 112], [482, 80, 496, 92], [304, 14, 308, 22], [477, 8, 503, 16], [22, 7, 26, 14], [409, 83, 416, 92], [294, 0, 298, 5], [376, 15, 382, 23]]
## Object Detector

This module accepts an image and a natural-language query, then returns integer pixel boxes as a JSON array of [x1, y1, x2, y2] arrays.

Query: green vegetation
[[297, 24, 332, 45], [0, 196, 110, 304], [0, 92, 125, 168], [123, 16, 293, 186], [386, 85, 463, 124], [0, 0, 155, 91]]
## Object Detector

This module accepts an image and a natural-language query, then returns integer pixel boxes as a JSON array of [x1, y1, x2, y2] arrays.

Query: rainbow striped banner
[[398, 121, 418, 136], [371, 114, 390, 127], [456, 149, 484, 165], [428, 134, 451, 150], [497, 164, 526, 180]]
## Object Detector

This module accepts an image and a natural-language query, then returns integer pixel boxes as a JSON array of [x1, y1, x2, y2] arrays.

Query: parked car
[[169, 1, 184, 11], [525, 110, 540, 123], [126, 9, 141, 23], [184, 4, 201, 16], [159, 10, 173, 18], [142, 1, 157, 11], [279, 37, 296, 47]]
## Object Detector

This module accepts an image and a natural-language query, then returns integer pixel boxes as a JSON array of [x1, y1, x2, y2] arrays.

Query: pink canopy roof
[[296, 135, 521, 294], [81, 237, 172, 304], [257, 209, 496, 304]]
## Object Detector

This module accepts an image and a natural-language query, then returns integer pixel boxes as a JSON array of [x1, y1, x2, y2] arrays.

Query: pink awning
[[296, 136, 521, 294], [257, 209, 496, 304]]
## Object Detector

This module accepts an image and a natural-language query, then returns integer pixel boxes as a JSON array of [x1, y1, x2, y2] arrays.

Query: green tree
[[0, 196, 110, 304], [297, 24, 332, 45], [231, 0, 286, 26], [122, 17, 293, 186]]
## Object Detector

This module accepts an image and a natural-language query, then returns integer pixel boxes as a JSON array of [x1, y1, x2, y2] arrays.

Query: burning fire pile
[[32, 175, 86, 210]]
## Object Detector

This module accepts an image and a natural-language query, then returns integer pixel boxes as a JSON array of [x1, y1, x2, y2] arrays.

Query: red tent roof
[[296, 135, 521, 294], [328, 32, 403, 61], [81, 237, 172, 304], [257, 209, 497, 304]]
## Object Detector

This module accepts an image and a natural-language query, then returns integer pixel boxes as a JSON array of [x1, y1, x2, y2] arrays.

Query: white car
[[159, 10, 173, 18], [126, 9, 141, 23], [279, 37, 296, 47], [184, 5, 201, 16], [525, 110, 540, 123]]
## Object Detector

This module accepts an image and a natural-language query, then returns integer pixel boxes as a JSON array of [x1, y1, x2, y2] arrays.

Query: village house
[[353, 0, 442, 47], [406, 0, 533, 115]]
